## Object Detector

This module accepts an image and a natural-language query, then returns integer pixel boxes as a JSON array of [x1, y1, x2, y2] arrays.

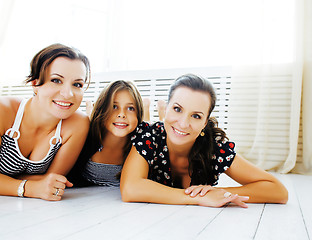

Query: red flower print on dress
[[220, 149, 225, 154], [146, 140, 152, 149], [229, 142, 234, 149]]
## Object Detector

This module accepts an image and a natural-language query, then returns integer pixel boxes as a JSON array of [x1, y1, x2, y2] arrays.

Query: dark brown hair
[[25, 43, 90, 87], [168, 74, 228, 185]]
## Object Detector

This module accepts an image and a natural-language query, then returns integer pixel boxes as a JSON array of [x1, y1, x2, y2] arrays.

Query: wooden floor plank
[[196, 204, 264, 240], [62, 203, 187, 240], [0, 187, 121, 238], [0, 173, 310, 240], [291, 174, 312, 239], [253, 174, 310, 240], [133, 205, 225, 240]]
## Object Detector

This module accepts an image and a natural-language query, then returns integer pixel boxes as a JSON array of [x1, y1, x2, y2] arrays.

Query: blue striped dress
[[0, 99, 62, 176]]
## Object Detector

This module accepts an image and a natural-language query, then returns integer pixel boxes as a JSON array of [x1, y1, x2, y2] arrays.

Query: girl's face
[[105, 90, 138, 138], [164, 86, 211, 148], [34, 57, 86, 120]]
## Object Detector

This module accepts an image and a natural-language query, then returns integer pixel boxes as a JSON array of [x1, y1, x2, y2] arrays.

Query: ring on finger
[[54, 188, 60, 196], [224, 192, 232, 198]]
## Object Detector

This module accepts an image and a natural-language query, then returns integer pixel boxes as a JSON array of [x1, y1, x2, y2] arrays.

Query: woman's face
[[34, 57, 86, 119], [164, 86, 211, 148], [105, 90, 138, 138]]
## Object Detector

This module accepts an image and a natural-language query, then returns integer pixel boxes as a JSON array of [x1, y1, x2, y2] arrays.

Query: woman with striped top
[[0, 43, 90, 201]]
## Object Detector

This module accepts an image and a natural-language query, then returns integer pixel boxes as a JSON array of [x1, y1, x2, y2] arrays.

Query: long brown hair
[[168, 74, 228, 185], [89, 80, 143, 156]]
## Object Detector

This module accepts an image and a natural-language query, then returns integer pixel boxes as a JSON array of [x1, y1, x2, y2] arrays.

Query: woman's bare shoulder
[[61, 109, 90, 137], [0, 96, 22, 109], [0, 97, 23, 135], [65, 109, 90, 125]]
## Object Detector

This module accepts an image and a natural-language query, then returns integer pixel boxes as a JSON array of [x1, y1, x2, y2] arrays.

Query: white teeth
[[114, 123, 127, 126], [55, 101, 71, 107], [173, 127, 188, 135]]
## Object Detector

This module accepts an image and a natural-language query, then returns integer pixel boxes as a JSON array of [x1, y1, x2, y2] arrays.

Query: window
[[0, 0, 295, 85]]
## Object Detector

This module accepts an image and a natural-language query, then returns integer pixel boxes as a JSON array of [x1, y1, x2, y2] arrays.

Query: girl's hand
[[25, 173, 73, 201], [196, 188, 249, 208], [185, 185, 213, 197]]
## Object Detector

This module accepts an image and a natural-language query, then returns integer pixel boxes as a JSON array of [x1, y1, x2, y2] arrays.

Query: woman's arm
[[223, 154, 288, 204], [0, 172, 71, 200], [185, 155, 288, 204], [120, 146, 248, 207]]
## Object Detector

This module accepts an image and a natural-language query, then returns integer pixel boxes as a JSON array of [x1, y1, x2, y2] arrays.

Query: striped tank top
[[0, 99, 62, 176]]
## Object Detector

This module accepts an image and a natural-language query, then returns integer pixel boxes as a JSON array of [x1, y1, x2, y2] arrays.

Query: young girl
[[0, 43, 90, 201], [120, 74, 288, 208], [67, 80, 143, 187]]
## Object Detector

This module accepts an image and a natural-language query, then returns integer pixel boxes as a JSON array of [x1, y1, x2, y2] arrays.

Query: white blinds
[[1, 66, 301, 172]]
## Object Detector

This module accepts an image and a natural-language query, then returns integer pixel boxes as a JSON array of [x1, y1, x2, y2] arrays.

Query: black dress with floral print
[[131, 121, 236, 187]]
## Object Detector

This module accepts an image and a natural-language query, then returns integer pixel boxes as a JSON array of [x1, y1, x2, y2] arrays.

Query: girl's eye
[[73, 82, 84, 88], [192, 114, 201, 119], [51, 78, 61, 84], [173, 106, 181, 113], [128, 106, 135, 111], [113, 105, 118, 109]]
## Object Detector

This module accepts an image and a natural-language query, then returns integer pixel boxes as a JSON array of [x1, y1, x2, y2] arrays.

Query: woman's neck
[[25, 98, 60, 133], [166, 138, 193, 158]]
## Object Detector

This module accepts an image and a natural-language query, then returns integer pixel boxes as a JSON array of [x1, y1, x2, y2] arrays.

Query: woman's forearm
[[0, 174, 26, 197], [121, 178, 197, 205], [221, 180, 288, 204]]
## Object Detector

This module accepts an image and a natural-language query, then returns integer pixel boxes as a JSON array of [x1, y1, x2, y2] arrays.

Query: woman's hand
[[25, 173, 73, 201], [195, 188, 249, 208], [185, 185, 214, 197]]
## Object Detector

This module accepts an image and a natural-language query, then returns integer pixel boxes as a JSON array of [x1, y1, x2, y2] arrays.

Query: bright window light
[[0, 0, 295, 85]]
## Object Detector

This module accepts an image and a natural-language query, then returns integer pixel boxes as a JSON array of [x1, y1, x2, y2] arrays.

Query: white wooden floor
[[0, 173, 311, 240]]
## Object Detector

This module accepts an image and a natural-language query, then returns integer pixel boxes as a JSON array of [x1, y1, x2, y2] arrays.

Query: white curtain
[[227, 0, 312, 174], [298, 0, 312, 174]]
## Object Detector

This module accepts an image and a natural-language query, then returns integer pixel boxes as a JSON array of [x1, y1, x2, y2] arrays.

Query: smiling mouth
[[172, 127, 189, 136], [53, 101, 73, 107], [113, 123, 129, 128]]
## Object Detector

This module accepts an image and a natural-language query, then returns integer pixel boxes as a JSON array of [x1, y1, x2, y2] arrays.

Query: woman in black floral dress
[[120, 74, 288, 207]]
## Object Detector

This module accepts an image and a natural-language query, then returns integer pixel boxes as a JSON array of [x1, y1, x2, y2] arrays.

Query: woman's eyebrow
[[51, 73, 84, 81], [51, 73, 64, 78]]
